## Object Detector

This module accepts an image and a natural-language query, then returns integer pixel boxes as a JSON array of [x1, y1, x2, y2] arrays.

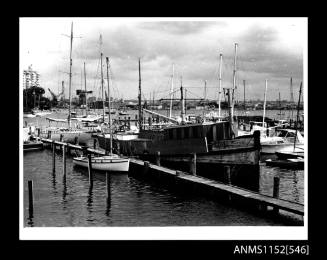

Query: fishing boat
[[99, 50, 260, 169]]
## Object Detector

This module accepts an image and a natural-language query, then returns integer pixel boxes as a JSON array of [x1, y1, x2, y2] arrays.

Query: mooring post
[[37, 128, 40, 137], [62, 144, 66, 177], [273, 176, 280, 214], [190, 153, 197, 175], [60, 134, 64, 142], [52, 141, 56, 173], [93, 138, 97, 149], [74, 136, 79, 145], [143, 161, 150, 176], [224, 165, 231, 185], [155, 151, 161, 166], [106, 172, 111, 202], [28, 180, 34, 216], [253, 130, 261, 149], [88, 153, 93, 188]]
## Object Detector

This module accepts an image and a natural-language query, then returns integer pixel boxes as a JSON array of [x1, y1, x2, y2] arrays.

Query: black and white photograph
[[20, 17, 307, 241]]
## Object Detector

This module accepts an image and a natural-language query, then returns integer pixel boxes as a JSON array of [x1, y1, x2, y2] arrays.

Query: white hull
[[261, 143, 304, 154], [73, 155, 130, 172], [24, 114, 36, 118]]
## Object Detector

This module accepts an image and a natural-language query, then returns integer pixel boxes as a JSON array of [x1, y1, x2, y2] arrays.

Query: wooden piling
[[155, 151, 161, 166], [52, 141, 55, 173], [273, 176, 280, 214], [62, 144, 66, 176], [37, 128, 40, 137], [93, 138, 97, 149], [60, 134, 64, 142], [143, 161, 150, 176], [224, 165, 231, 185], [253, 130, 260, 149], [74, 136, 79, 145], [190, 153, 196, 175], [88, 153, 93, 188], [28, 180, 34, 216]]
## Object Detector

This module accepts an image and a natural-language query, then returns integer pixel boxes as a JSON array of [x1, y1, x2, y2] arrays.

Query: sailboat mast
[[106, 57, 113, 155], [180, 76, 185, 124], [169, 63, 174, 118], [294, 82, 302, 151], [84, 62, 87, 116], [138, 58, 143, 130], [279, 92, 281, 120], [262, 80, 268, 127], [68, 22, 73, 129], [290, 77, 294, 120], [243, 80, 246, 111], [204, 80, 207, 100], [100, 35, 105, 123], [232, 43, 238, 117], [218, 53, 223, 119]]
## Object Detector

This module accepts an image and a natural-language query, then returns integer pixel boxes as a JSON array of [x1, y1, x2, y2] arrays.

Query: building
[[23, 65, 40, 89]]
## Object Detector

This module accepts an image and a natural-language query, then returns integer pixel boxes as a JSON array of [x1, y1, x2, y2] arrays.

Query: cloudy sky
[[20, 17, 307, 101]]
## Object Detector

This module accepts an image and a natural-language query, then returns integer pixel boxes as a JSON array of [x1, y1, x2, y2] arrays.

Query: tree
[[23, 85, 50, 111]]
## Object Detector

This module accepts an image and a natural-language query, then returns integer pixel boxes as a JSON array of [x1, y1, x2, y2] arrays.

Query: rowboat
[[73, 154, 130, 172]]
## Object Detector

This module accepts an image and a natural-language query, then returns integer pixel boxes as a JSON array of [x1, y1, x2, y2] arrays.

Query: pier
[[31, 136, 304, 219]]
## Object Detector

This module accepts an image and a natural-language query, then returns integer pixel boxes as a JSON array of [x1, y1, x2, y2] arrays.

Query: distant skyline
[[20, 17, 306, 101]]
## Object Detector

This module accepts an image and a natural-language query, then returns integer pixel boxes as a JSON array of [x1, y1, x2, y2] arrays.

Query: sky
[[20, 17, 307, 101]]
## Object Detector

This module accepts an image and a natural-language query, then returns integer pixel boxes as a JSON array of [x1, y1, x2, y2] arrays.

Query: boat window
[[277, 131, 287, 137]]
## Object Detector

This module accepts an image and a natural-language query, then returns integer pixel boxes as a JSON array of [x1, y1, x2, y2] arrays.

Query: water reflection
[[292, 170, 300, 202], [105, 173, 111, 217], [62, 175, 67, 206]]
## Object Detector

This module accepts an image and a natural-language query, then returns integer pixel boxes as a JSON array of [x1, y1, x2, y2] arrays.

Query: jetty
[[32, 136, 304, 219]]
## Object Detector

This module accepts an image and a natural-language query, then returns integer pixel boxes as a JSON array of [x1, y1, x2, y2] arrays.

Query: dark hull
[[265, 159, 304, 170], [24, 141, 44, 152]]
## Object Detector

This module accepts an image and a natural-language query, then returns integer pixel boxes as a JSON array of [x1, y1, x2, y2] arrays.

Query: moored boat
[[73, 154, 130, 172]]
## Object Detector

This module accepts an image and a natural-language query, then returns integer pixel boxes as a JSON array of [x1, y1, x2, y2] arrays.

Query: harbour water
[[23, 109, 304, 227]]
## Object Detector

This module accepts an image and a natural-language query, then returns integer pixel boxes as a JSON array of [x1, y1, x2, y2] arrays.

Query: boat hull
[[23, 141, 44, 152], [73, 156, 130, 172], [261, 143, 304, 154]]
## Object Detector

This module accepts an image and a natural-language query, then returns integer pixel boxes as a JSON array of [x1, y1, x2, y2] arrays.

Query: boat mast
[[243, 80, 246, 111], [106, 57, 113, 155], [290, 77, 294, 121], [262, 79, 268, 128], [180, 76, 185, 124], [100, 35, 105, 123], [279, 92, 281, 120], [169, 63, 174, 118], [204, 80, 207, 101], [68, 22, 73, 129], [138, 58, 143, 131], [218, 53, 223, 119], [231, 43, 238, 118], [84, 62, 87, 116], [294, 81, 302, 151]]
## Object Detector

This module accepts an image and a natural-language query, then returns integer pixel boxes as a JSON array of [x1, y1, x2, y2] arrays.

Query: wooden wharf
[[31, 136, 304, 219]]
